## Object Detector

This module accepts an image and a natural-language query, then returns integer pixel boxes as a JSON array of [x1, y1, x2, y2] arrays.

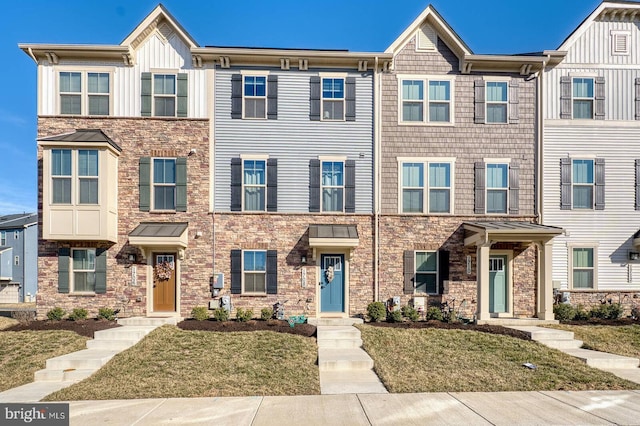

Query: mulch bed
[[560, 318, 640, 326], [366, 320, 532, 340], [177, 319, 317, 337], [3, 320, 120, 338]]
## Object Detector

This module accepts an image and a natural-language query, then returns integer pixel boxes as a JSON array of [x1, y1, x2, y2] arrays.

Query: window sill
[[68, 292, 97, 297], [398, 121, 455, 127], [149, 210, 178, 214], [240, 293, 268, 297]]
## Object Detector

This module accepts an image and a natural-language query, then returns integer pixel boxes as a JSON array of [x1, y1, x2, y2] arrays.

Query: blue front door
[[489, 255, 507, 313], [320, 254, 345, 313]]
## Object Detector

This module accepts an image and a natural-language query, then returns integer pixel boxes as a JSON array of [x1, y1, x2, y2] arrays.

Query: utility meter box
[[220, 295, 231, 312], [212, 273, 224, 289]]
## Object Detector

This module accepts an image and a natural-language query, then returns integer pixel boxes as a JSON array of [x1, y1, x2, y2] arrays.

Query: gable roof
[[0, 213, 37, 230], [120, 3, 199, 50]]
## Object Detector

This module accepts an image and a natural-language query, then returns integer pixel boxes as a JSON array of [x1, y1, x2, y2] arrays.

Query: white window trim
[[320, 160, 345, 213], [56, 67, 113, 116], [485, 162, 509, 215], [242, 157, 268, 212], [397, 74, 455, 126], [50, 149, 100, 206], [151, 73, 178, 117], [77, 150, 99, 205], [151, 157, 177, 212], [319, 73, 347, 122], [414, 250, 439, 295], [397, 157, 456, 215], [611, 30, 631, 56], [571, 158, 595, 210], [483, 78, 509, 124], [571, 77, 595, 120], [71, 248, 96, 294], [568, 244, 599, 290], [0, 231, 5, 246], [241, 73, 268, 120], [242, 249, 267, 295]]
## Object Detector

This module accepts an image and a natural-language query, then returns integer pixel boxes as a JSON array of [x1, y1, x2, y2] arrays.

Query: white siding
[[214, 70, 374, 213], [564, 20, 640, 66]]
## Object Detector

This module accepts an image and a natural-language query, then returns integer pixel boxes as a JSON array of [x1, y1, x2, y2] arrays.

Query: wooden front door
[[153, 253, 176, 312]]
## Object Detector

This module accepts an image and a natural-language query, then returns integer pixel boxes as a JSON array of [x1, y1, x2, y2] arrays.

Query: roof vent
[[417, 24, 437, 51]]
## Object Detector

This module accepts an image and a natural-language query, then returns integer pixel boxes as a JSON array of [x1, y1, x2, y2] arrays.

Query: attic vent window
[[417, 24, 437, 51], [611, 30, 630, 55], [158, 22, 174, 41]]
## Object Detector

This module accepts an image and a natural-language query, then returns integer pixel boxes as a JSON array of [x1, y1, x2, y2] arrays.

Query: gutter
[[373, 56, 380, 302]]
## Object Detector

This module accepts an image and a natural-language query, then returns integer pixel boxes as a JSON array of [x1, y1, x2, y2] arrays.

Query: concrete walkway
[[63, 390, 640, 425], [508, 325, 640, 385]]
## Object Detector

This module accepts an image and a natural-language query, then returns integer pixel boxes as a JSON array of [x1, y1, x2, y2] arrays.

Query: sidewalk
[[66, 391, 640, 425]]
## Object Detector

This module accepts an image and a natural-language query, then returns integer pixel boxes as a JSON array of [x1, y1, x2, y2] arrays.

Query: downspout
[[537, 57, 547, 224], [374, 56, 380, 302]]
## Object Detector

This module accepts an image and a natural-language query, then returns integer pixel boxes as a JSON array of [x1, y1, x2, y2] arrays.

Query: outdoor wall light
[[301, 255, 307, 265], [629, 251, 640, 261], [128, 254, 136, 262]]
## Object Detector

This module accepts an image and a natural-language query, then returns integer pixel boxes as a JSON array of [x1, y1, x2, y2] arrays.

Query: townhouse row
[[20, 1, 640, 322]]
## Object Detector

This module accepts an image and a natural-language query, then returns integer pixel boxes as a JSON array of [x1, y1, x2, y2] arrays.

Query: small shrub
[[366, 301, 386, 322], [553, 303, 576, 321], [590, 303, 623, 320], [631, 304, 640, 320], [401, 305, 419, 322], [574, 304, 589, 321], [212, 307, 229, 321], [46, 307, 66, 321], [68, 308, 88, 321], [425, 306, 443, 321], [191, 306, 209, 321], [11, 310, 35, 323], [97, 307, 116, 321], [386, 309, 403, 323], [236, 308, 253, 322], [261, 307, 274, 321]]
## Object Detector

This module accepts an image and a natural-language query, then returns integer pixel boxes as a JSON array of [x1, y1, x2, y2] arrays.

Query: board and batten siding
[[214, 69, 373, 213], [37, 33, 208, 118], [543, 124, 640, 290]]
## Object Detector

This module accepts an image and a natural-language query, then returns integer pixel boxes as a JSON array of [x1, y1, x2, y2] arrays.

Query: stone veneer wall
[[379, 215, 538, 319], [214, 214, 374, 317], [558, 291, 640, 317], [37, 117, 213, 319]]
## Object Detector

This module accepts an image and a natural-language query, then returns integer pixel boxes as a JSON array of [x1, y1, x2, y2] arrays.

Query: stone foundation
[[558, 290, 640, 316]]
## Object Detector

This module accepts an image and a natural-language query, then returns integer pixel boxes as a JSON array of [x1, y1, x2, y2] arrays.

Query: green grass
[[547, 324, 640, 358], [358, 325, 638, 393], [45, 325, 320, 400], [0, 330, 88, 392]]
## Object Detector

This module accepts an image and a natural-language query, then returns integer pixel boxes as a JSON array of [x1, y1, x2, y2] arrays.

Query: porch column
[[476, 242, 491, 321], [537, 240, 555, 320]]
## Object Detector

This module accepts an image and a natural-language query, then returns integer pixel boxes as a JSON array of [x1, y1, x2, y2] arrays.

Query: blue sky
[[0, 0, 603, 215]]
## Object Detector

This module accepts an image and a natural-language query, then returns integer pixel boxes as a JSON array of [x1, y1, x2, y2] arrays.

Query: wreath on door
[[325, 266, 335, 284], [154, 261, 174, 281]]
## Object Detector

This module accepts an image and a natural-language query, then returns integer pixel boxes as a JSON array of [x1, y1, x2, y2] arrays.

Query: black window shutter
[[509, 162, 520, 215], [230, 250, 242, 294], [309, 76, 321, 121], [309, 159, 320, 212], [594, 158, 605, 210], [177, 73, 188, 117], [560, 157, 572, 210], [58, 247, 70, 294], [403, 250, 415, 294], [636, 160, 640, 210], [474, 80, 485, 124], [560, 76, 572, 119], [95, 248, 107, 294], [231, 74, 242, 119], [509, 80, 519, 124], [438, 250, 449, 295], [267, 159, 278, 212], [474, 162, 486, 214], [595, 77, 605, 120], [345, 77, 356, 121], [267, 75, 278, 120], [230, 158, 242, 211], [266, 250, 278, 294], [141, 72, 152, 117], [345, 160, 356, 213], [635, 78, 640, 120], [139, 157, 151, 212], [176, 157, 187, 212]]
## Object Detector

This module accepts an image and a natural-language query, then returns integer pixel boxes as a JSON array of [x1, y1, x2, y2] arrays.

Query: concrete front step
[[317, 338, 363, 349], [86, 338, 138, 350], [308, 318, 364, 326], [319, 370, 388, 394], [117, 316, 178, 326], [507, 326, 575, 341], [318, 348, 374, 371], [45, 349, 119, 371], [317, 326, 362, 341], [93, 325, 157, 341], [477, 318, 559, 326], [563, 348, 640, 369], [602, 368, 640, 384], [536, 338, 584, 350], [34, 368, 95, 382]]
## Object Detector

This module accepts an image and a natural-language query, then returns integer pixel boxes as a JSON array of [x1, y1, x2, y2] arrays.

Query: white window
[[321, 161, 344, 212], [400, 77, 452, 123], [322, 78, 344, 120], [486, 163, 508, 214], [59, 71, 110, 116], [611, 30, 630, 55], [572, 159, 594, 209], [415, 251, 438, 294], [51, 149, 72, 204], [72, 248, 96, 292], [51, 149, 99, 205], [78, 150, 99, 204], [153, 74, 176, 117], [0, 231, 5, 246], [243, 250, 266, 294], [243, 76, 267, 119], [14, 256, 19, 266], [573, 78, 594, 119], [571, 247, 596, 289], [243, 159, 266, 211], [152, 158, 176, 211], [486, 81, 508, 123], [401, 160, 453, 214]]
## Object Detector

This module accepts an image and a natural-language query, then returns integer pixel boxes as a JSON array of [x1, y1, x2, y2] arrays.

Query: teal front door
[[489, 255, 507, 313], [320, 254, 345, 313]]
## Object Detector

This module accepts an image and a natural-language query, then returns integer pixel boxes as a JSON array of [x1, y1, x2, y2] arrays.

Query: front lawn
[[44, 325, 320, 400], [547, 324, 640, 358], [358, 325, 637, 393]]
